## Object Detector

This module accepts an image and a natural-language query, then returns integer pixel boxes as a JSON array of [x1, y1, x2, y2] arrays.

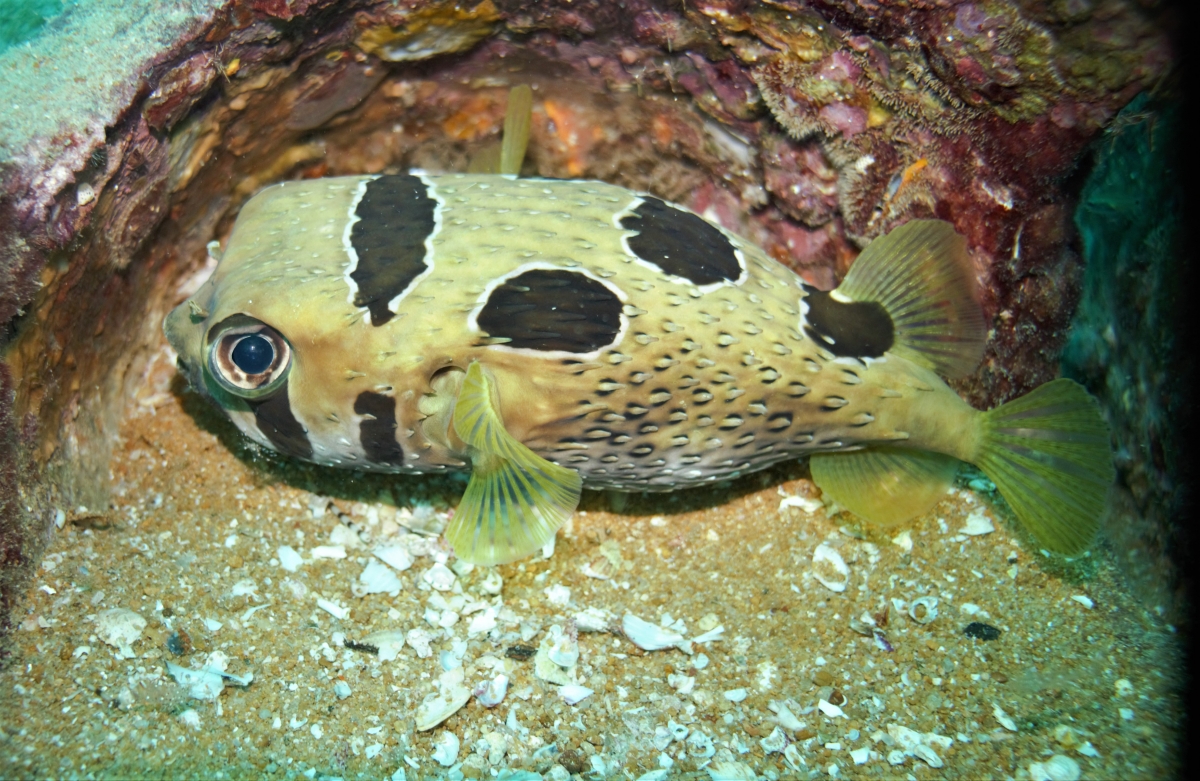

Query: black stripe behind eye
[[248, 383, 312, 459]]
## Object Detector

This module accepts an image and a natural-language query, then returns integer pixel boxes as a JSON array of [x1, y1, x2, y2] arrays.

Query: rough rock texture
[[1062, 92, 1189, 624], [0, 0, 1176, 634]]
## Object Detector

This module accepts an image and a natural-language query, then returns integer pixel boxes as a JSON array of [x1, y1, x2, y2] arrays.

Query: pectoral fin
[[810, 447, 959, 526], [448, 361, 582, 565]]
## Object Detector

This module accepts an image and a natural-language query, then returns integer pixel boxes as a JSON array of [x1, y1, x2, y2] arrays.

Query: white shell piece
[[724, 688, 748, 702], [544, 584, 571, 606], [887, 749, 906, 766], [478, 569, 503, 595], [474, 673, 509, 707], [959, 510, 994, 536], [768, 699, 805, 731], [685, 730, 715, 759], [431, 730, 460, 766], [811, 543, 849, 592], [166, 661, 224, 700], [891, 530, 913, 552], [334, 681, 352, 700], [1070, 594, 1095, 609], [355, 560, 402, 596], [311, 545, 346, 559], [467, 606, 498, 637], [373, 544, 415, 572], [759, 726, 788, 753], [908, 597, 939, 624], [95, 608, 146, 658], [818, 699, 846, 718], [422, 563, 456, 591], [913, 744, 943, 768], [546, 624, 580, 667], [415, 684, 471, 731], [705, 762, 756, 781], [362, 629, 406, 661], [668, 674, 695, 694], [317, 598, 349, 620], [559, 684, 594, 705], [691, 625, 725, 644], [1031, 755, 1081, 781], [406, 628, 434, 658], [779, 493, 823, 514], [535, 625, 578, 685], [622, 613, 686, 652], [993, 703, 1017, 731], [178, 708, 202, 729], [277, 545, 304, 572], [850, 747, 870, 765], [574, 607, 613, 633]]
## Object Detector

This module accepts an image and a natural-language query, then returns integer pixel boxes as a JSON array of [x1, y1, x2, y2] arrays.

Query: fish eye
[[206, 316, 291, 398]]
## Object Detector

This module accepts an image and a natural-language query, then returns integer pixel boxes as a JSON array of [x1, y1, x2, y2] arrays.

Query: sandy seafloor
[[0, 343, 1183, 781]]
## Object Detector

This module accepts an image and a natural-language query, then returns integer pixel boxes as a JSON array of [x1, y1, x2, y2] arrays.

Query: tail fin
[[975, 379, 1114, 554]]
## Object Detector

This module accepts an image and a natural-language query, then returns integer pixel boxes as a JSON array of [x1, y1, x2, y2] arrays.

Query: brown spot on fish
[[349, 174, 437, 326], [621, 197, 744, 286]]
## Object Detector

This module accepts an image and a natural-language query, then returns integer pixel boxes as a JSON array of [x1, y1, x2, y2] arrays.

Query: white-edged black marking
[[471, 266, 627, 355], [344, 174, 439, 326], [617, 196, 746, 289], [800, 284, 895, 359], [248, 385, 312, 460], [354, 391, 405, 465]]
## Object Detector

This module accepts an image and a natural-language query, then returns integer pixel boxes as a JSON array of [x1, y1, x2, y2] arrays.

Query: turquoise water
[[0, 0, 79, 53]]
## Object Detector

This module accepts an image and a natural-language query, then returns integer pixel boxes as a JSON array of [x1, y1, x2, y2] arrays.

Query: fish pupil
[[232, 335, 274, 374]]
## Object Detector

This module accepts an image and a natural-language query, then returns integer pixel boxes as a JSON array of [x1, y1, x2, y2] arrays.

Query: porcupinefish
[[164, 87, 1113, 565]]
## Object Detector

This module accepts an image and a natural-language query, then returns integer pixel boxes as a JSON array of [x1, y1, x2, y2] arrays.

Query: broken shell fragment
[[908, 597, 939, 624], [811, 543, 849, 592], [473, 674, 508, 708], [415, 683, 471, 731], [622, 613, 688, 652], [95, 608, 147, 658], [559, 684, 594, 705]]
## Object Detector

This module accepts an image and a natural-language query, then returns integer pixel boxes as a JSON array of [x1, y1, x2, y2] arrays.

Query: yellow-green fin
[[836, 220, 986, 378], [448, 361, 582, 565], [975, 378, 1113, 554], [811, 447, 959, 526], [499, 84, 533, 176]]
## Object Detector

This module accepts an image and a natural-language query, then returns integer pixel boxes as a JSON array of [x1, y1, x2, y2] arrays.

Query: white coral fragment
[[373, 543, 415, 572], [355, 560, 402, 596], [886, 724, 953, 768], [811, 543, 849, 592]]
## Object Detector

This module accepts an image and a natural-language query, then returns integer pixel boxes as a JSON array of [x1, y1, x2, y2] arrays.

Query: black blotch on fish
[[801, 284, 894, 359], [621, 197, 742, 286], [248, 383, 313, 459], [477, 269, 622, 353], [354, 391, 405, 465], [350, 174, 437, 326]]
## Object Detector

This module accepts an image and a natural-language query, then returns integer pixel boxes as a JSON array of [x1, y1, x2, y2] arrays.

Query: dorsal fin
[[835, 220, 986, 378], [499, 84, 533, 176]]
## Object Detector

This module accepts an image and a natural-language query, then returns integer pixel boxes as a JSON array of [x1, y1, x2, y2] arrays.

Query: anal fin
[[810, 447, 959, 526], [449, 361, 582, 565]]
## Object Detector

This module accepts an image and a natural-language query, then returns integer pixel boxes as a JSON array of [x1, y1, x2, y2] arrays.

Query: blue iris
[[231, 334, 274, 374]]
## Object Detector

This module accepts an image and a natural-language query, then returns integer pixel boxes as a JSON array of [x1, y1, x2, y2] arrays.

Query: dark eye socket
[[231, 334, 274, 374]]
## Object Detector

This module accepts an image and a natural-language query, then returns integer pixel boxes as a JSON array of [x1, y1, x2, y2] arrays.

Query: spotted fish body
[[167, 166, 1113, 564], [169, 172, 973, 480]]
